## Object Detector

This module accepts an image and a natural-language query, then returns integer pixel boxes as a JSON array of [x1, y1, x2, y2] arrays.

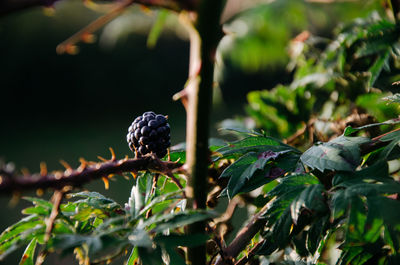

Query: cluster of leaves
[[215, 116, 400, 264], [2, 115, 400, 265], [0, 173, 214, 265], [244, 10, 400, 139]]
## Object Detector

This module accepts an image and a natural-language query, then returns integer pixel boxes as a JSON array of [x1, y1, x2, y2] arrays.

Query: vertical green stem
[[185, 1, 225, 264]]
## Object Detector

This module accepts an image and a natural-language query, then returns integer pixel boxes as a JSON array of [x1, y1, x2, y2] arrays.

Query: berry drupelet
[[127, 111, 171, 158]]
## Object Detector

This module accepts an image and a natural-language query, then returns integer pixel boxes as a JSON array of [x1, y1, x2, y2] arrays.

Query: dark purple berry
[[127, 111, 171, 158], [139, 136, 149, 145], [134, 129, 141, 140], [155, 115, 167, 125], [141, 126, 151, 136], [149, 130, 157, 140], [148, 120, 159, 129], [138, 120, 147, 128]]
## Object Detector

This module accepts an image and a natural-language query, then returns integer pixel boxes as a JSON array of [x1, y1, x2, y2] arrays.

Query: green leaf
[[225, 150, 301, 198], [300, 136, 370, 172], [290, 184, 326, 224], [346, 195, 367, 242], [214, 136, 298, 160], [0, 215, 44, 251], [263, 174, 324, 248], [332, 160, 390, 187], [147, 10, 168, 48], [331, 180, 400, 221], [23, 197, 53, 210], [337, 246, 373, 265], [0, 219, 45, 260], [137, 190, 183, 218], [19, 238, 37, 265], [268, 174, 320, 199], [368, 49, 390, 87], [141, 210, 217, 233], [22, 206, 50, 216], [127, 247, 138, 265], [307, 215, 329, 255], [367, 196, 400, 228]]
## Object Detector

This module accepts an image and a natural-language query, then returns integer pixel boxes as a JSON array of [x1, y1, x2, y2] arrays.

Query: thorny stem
[[0, 155, 182, 194], [184, 1, 225, 265]]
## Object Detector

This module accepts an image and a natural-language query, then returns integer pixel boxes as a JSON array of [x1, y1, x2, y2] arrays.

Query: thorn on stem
[[40, 162, 47, 176], [97, 156, 108, 162], [59, 160, 72, 171], [102, 177, 110, 190], [109, 147, 116, 161]]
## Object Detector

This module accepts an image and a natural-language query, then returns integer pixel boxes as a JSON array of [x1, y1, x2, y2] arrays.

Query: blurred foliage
[[227, 8, 400, 144], [217, 0, 382, 73]]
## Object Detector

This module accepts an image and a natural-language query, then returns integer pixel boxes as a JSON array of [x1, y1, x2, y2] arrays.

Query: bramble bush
[[1, 0, 400, 265]]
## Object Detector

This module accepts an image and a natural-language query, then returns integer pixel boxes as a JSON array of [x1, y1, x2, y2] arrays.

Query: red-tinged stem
[[0, 156, 181, 194]]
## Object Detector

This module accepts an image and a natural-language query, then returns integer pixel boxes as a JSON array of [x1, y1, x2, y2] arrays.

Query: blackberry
[[127, 111, 171, 158]]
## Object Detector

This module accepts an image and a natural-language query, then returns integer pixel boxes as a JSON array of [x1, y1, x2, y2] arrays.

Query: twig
[[36, 189, 66, 265], [44, 189, 65, 241], [0, 0, 196, 17], [214, 204, 269, 265], [56, 0, 134, 54], [0, 155, 182, 194], [213, 197, 241, 225], [360, 127, 400, 156]]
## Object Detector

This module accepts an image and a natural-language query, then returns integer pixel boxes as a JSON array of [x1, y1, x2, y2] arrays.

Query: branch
[[184, 0, 225, 264], [215, 204, 268, 265], [0, 155, 182, 194], [0, 0, 197, 17], [360, 127, 400, 156], [36, 189, 66, 265]]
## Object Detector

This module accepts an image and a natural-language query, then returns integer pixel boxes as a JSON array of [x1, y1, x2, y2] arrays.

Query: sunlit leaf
[[18, 238, 37, 265]]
